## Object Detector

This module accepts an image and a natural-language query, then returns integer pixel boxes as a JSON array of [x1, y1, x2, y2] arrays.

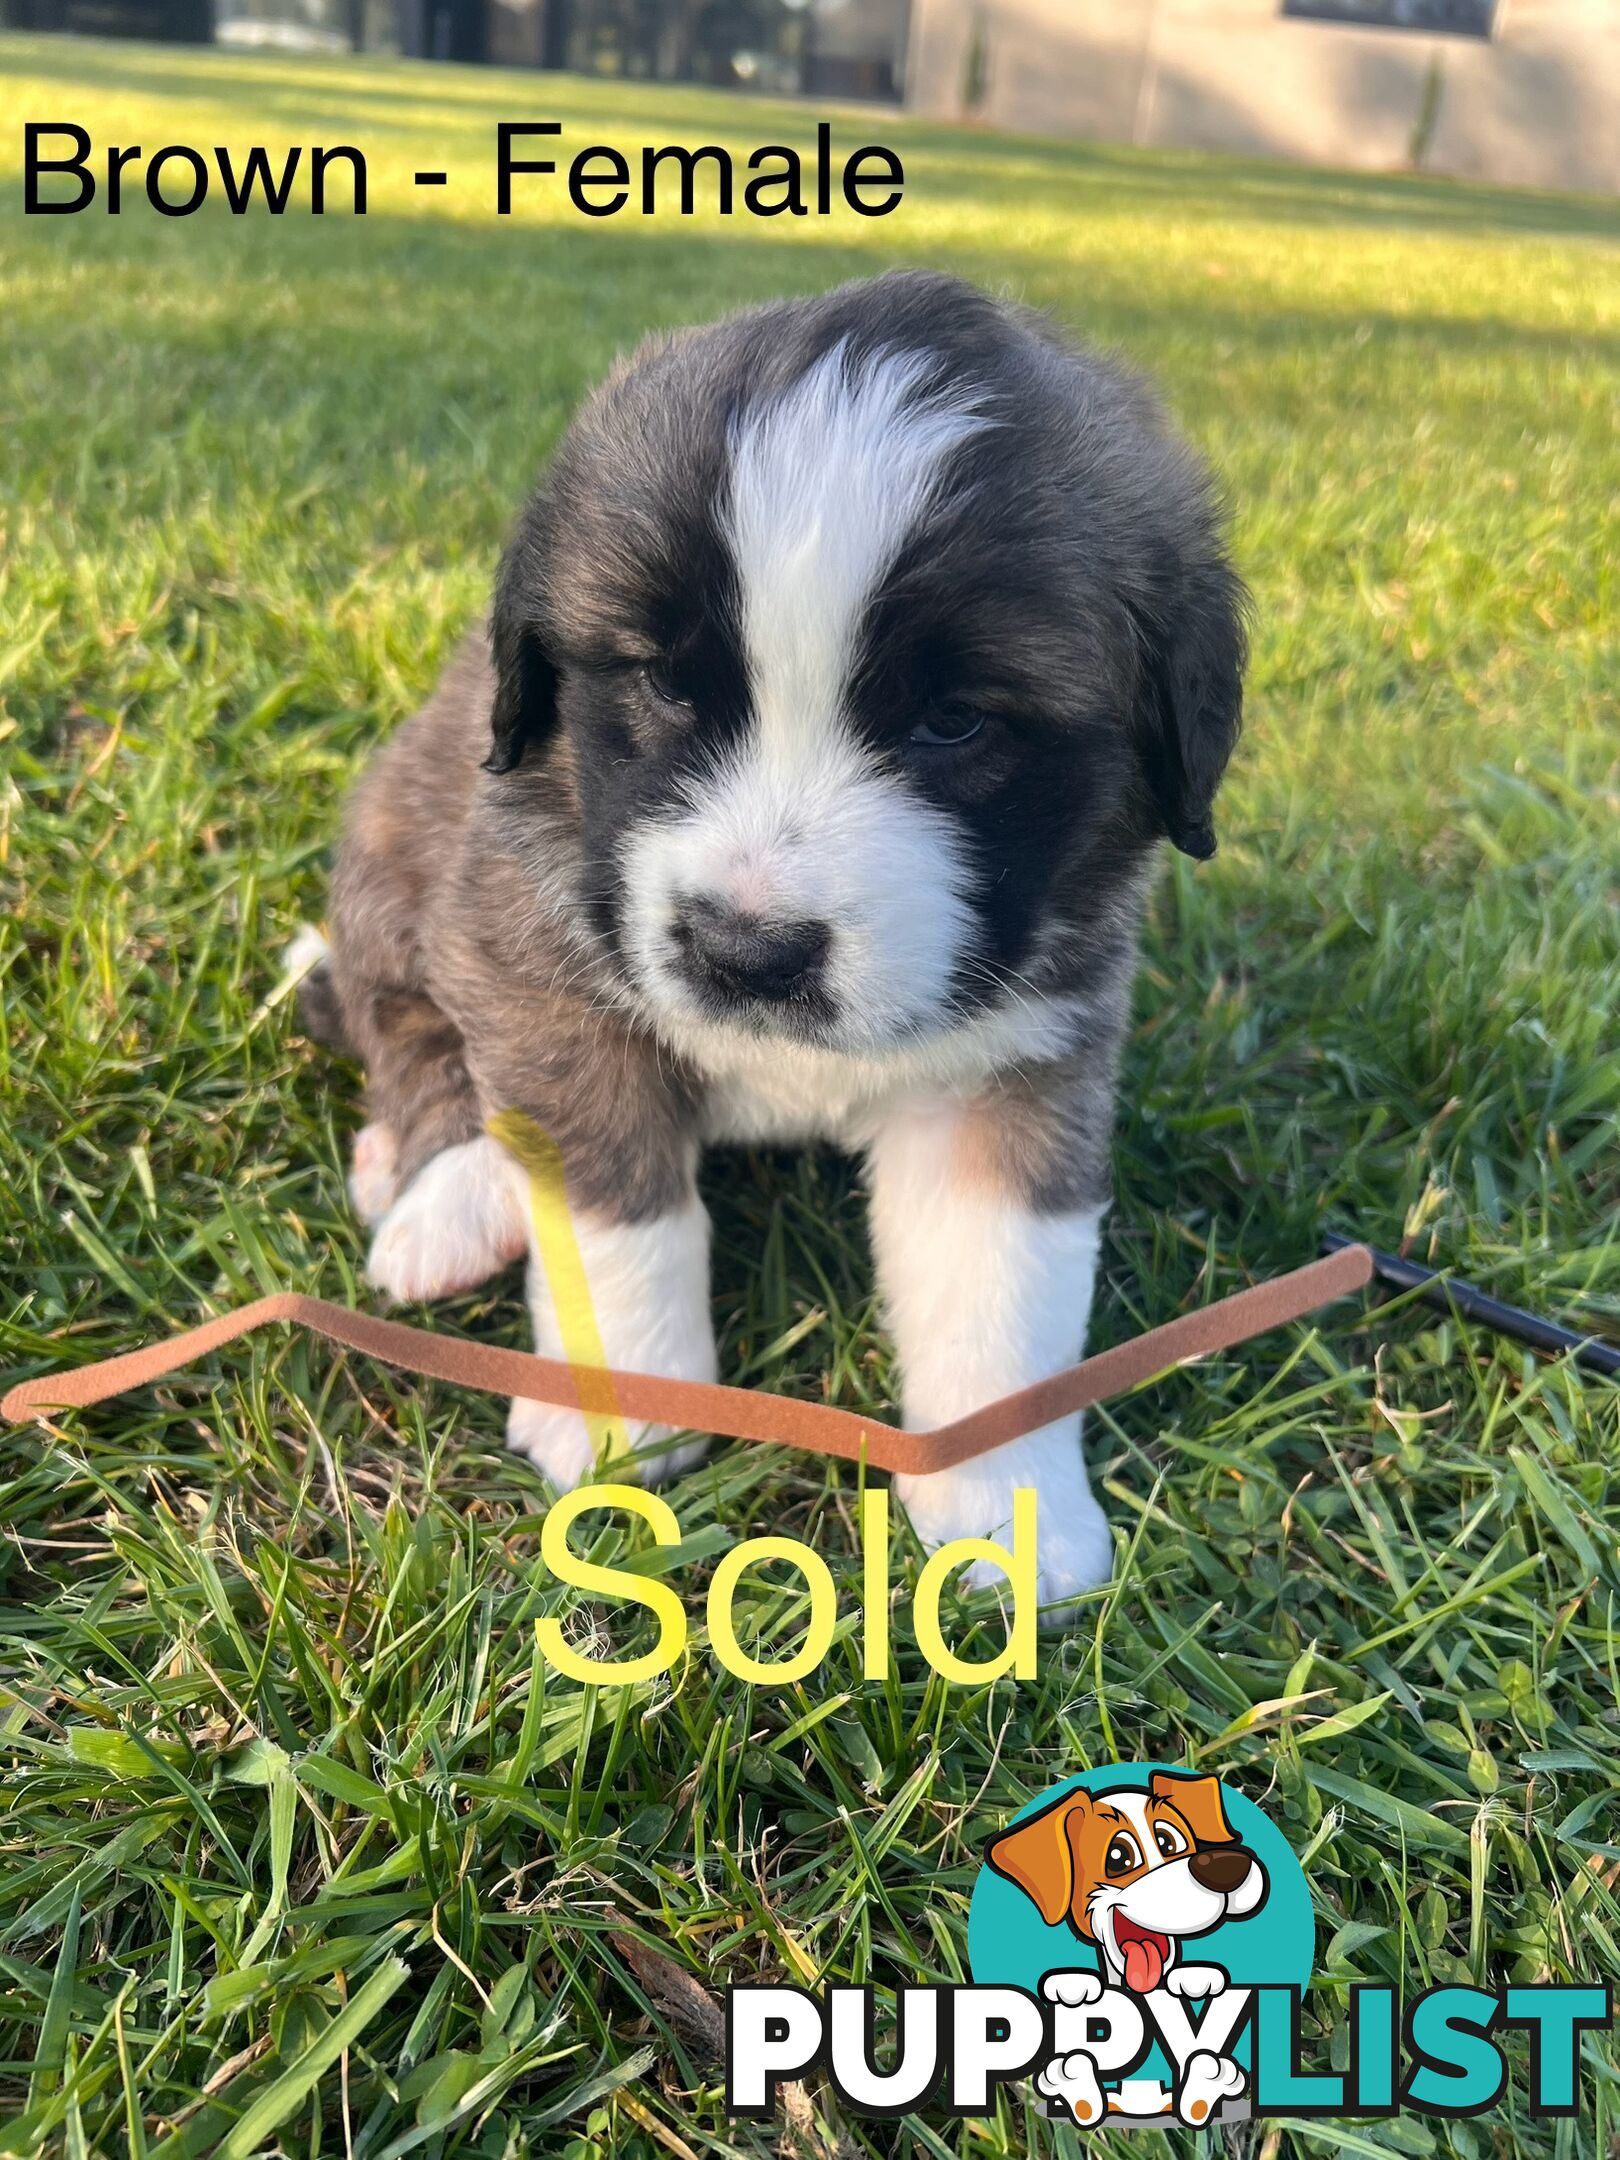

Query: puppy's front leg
[[866, 1095, 1113, 1615], [457, 995, 718, 1489], [505, 1178, 717, 1491]]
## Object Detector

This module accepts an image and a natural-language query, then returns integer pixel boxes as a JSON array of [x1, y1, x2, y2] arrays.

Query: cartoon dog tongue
[[1119, 1924, 1167, 1992]]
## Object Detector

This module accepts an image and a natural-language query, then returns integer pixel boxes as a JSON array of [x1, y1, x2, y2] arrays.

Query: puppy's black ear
[[484, 508, 561, 776], [1137, 547, 1247, 861]]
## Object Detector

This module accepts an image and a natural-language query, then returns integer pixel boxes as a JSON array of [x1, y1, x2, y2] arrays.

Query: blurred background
[[2, 0, 1614, 193]]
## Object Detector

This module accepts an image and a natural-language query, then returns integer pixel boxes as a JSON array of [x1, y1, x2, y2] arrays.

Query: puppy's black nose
[[1189, 1847, 1253, 1895], [672, 896, 830, 1004]]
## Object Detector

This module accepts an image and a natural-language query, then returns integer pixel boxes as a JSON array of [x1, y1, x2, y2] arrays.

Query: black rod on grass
[[1323, 1231, 1619, 1379]]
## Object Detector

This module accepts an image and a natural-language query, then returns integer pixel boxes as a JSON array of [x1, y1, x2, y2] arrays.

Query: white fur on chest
[[678, 992, 1087, 1150], [699, 1053, 888, 1148]]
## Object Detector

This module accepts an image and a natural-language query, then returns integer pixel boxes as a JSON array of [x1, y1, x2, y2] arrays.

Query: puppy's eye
[[908, 705, 987, 748], [1104, 1833, 1142, 1878], [1154, 1823, 1189, 1859], [642, 660, 690, 709]]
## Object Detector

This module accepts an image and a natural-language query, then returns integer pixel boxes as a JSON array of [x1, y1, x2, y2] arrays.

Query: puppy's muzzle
[[1188, 1846, 1255, 1895], [671, 895, 830, 1006]]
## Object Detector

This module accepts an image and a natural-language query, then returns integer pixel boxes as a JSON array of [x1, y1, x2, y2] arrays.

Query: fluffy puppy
[[303, 269, 1245, 1611]]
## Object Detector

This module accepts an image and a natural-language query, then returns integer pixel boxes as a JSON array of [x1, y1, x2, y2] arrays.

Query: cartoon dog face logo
[[987, 1771, 1268, 1993]]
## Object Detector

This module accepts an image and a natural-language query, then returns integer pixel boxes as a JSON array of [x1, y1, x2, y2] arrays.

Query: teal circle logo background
[[968, 1763, 1313, 1999]]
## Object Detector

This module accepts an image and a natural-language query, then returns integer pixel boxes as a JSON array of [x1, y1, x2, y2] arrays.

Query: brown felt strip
[[1, 1243, 1373, 1474]]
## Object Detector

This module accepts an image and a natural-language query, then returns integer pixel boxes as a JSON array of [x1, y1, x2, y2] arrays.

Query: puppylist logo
[[726, 1764, 1610, 2126], [976, 1766, 1290, 2125]]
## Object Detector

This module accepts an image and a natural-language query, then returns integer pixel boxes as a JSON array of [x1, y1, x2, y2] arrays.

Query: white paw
[[349, 1122, 400, 1226], [1036, 2049, 1105, 2126], [508, 1197, 716, 1491], [367, 1138, 527, 1302], [505, 1396, 709, 1491], [1043, 1970, 1104, 2009], [1176, 2049, 1244, 2126], [283, 924, 331, 979], [505, 1396, 601, 1490], [893, 1424, 1112, 1623], [1163, 1964, 1227, 2001]]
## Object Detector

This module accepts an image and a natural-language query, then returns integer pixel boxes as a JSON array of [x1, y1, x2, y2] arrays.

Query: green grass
[[2, 31, 1619, 2157]]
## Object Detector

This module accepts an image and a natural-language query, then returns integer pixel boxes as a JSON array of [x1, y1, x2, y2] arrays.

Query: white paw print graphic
[[1177, 2049, 1246, 2125], [1036, 2049, 1106, 2126]]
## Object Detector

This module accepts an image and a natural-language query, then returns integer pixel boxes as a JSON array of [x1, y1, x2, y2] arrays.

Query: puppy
[[988, 1770, 1267, 1993], [302, 269, 1245, 1612]]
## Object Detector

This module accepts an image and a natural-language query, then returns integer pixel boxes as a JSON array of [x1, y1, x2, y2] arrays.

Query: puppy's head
[[487, 271, 1246, 1057], [988, 1772, 1267, 1991]]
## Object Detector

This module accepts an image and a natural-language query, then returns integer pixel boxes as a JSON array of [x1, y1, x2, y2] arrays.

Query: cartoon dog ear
[[1150, 1771, 1237, 1847], [988, 1793, 1089, 1927], [484, 495, 562, 776], [1135, 537, 1247, 863]]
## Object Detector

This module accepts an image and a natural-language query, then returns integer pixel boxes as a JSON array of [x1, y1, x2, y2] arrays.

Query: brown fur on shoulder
[[320, 629, 700, 1217]]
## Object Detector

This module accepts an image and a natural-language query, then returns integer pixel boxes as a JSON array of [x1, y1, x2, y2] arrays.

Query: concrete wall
[[905, 0, 1620, 195]]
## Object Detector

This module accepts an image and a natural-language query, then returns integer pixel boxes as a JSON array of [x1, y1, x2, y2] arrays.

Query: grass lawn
[[2, 32, 1619, 2157]]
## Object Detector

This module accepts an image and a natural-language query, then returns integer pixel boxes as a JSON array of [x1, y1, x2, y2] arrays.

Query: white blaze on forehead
[[724, 340, 989, 759], [1101, 1790, 1159, 1855], [618, 342, 995, 1058]]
